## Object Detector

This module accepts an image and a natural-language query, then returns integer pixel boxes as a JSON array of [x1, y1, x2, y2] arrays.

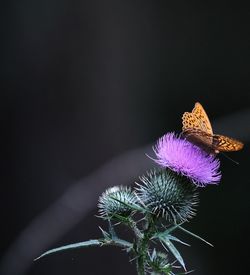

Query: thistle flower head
[[153, 132, 221, 187], [98, 186, 137, 218], [136, 169, 199, 224]]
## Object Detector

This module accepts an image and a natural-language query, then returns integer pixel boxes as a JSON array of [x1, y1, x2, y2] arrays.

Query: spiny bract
[[136, 169, 199, 224]]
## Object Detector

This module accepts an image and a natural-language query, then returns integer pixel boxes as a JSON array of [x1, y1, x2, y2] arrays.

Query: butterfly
[[182, 102, 244, 154]]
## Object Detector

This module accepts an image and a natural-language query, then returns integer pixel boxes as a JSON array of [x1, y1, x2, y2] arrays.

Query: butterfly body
[[182, 102, 244, 154]]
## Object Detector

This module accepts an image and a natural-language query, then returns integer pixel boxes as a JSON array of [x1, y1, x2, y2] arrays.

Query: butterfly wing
[[182, 102, 213, 144], [182, 102, 213, 134], [183, 129, 215, 153], [192, 102, 213, 135], [183, 130, 244, 154], [182, 102, 244, 153], [212, 135, 244, 152], [182, 112, 204, 132]]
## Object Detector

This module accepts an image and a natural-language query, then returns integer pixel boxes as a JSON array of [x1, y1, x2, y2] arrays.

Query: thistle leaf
[[34, 240, 101, 261], [108, 219, 117, 238], [99, 226, 111, 239], [153, 223, 184, 239], [160, 238, 186, 271], [112, 238, 133, 251], [168, 234, 190, 247], [178, 226, 213, 247], [109, 195, 149, 213]]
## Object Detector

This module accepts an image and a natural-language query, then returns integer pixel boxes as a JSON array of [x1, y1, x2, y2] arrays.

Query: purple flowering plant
[[154, 132, 221, 187], [35, 130, 224, 274]]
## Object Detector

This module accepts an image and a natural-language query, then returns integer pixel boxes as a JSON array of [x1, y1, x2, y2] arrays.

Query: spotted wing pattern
[[182, 102, 244, 154], [191, 102, 213, 135], [182, 102, 213, 144], [212, 135, 244, 152], [182, 112, 206, 132], [182, 103, 213, 134]]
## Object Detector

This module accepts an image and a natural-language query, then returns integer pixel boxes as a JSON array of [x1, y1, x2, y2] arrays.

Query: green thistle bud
[[148, 249, 171, 274], [136, 169, 199, 224], [98, 186, 138, 218]]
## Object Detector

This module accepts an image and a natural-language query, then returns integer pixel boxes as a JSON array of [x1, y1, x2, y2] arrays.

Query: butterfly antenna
[[220, 152, 239, 165]]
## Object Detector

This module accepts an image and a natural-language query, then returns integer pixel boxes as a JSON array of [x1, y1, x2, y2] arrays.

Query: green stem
[[135, 216, 155, 275], [136, 235, 147, 275], [130, 220, 144, 239]]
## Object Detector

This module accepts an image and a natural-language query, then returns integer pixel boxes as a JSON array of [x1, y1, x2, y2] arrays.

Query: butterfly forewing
[[192, 102, 213, 135], [182, 102, 213, 144], [182, 112, 207, 132]]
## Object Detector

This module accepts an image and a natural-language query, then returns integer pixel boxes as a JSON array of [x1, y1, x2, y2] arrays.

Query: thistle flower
[[153, 132, 221, 186], [98, 186, 137, 218], [136, 169, 199, 224]]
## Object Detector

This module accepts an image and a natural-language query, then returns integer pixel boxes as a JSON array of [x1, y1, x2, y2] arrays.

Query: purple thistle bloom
[[153, 132, 221, 187]]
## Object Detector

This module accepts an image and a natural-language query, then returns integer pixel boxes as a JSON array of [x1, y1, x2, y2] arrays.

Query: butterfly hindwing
[[212, 135, 244, 152], [183, 129, 214, 153]]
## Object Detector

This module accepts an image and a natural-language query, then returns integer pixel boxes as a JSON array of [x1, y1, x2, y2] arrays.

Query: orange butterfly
[[182, 102, 244, 154]]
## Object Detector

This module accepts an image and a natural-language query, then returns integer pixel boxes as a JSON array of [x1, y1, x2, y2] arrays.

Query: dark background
[[1, 1, 250, 274]]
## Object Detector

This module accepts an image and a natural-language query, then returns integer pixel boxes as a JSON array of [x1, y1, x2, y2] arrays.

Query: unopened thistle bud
[[137, 169, 199, 224], [148, 250, 171, 274], [98, 186, 138, 218]]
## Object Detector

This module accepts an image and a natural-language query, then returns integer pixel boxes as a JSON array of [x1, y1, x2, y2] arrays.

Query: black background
[[1, 1, 250, 274]]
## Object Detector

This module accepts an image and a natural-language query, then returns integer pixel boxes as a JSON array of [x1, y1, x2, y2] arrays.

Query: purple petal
[[153, 132, 221, 187]]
